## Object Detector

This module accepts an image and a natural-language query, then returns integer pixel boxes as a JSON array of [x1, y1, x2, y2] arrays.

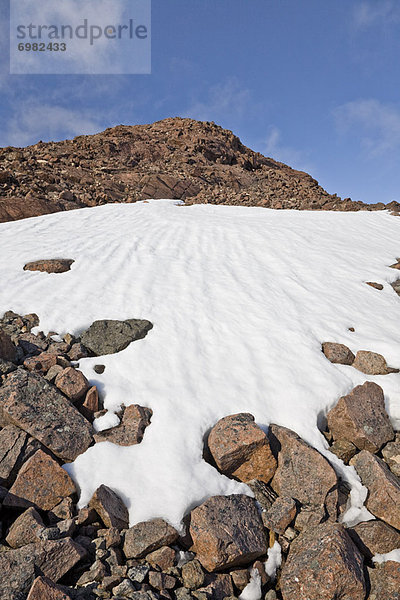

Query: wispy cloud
[[264, 126, 313, 172], [183, 77, 251, 123], [353, 1, 400, 29], [333, 99, 400, 157]]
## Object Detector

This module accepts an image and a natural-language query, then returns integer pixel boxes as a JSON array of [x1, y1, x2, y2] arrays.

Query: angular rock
[[280, 522, 366, 600], [94, 404, 152, 446], [147, 546, 176, 570], [6, 507, 44, 548], [189, 494, 266, 572], [382, 434, 400, 477], [392, 279, 400, 296], [18, 332, 48, 356], [23, 258, 74, 273], [207, 413, 277, 484], [4, 450, 77, 510], [262, 496, 297, 535], [55, 367, 89, 402], [350, 450, 400, 530], [79, 386, 99, 422], [0, 369, 93, 461], [349, 520, 400, 559], [24, 352, 58, 373], [322, 342, 355, 365], [45, 364, 64, 382], [352, 350, 397, 375], [329, 439, 357, 463], [148, 571, 177, 590], [27, 576, 75, 599], [123, 518, 179, 559], [0, 330, 17, 361], [197, 574, 234, 599], [89, 484, 129, 530], [270, 425, 338, 523], [368, 561, 400, 600], [0, 424, 28, 485], [327, 382, 394, 453], [0, 357, 17, 375], [182, 559, 205, 589], [49, 497, 75, 523], [80, 318, 153, 356], [67, 342, 88, 361], [112, 579, 137, 597]]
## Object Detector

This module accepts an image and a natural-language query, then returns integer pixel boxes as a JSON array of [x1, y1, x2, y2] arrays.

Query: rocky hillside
[[1, 117, 399, 223]]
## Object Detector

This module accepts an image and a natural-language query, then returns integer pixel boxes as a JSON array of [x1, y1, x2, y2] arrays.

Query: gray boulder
[[80, 318, 153, 356]]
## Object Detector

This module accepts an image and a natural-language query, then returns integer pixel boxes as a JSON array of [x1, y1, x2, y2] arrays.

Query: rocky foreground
[[1, 117, 400, 224], [0, 258, 399, 599]]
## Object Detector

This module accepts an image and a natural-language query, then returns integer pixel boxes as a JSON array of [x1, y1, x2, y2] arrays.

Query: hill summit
[[0, 117, 398, 222]]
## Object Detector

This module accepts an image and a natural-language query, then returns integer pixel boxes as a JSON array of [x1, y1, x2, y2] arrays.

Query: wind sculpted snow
[[0, 200, 399, 529]]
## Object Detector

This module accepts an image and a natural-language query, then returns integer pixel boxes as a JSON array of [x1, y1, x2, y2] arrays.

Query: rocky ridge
[[1, 117, 399, 223]]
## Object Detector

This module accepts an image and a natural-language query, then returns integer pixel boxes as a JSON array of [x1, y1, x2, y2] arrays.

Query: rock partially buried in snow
[[280, 522, 366, 600], [189, 494, 267, 572], [350, 450, 400, 530], [0, 369, 93, 461], [322, 342, 355, 365], [352, 350, 398, 375], [123, 518, 179, 559], [89, 484, 129, 530], [23, 258, 74, 273], [80, 318, 153, 356], [326, 381, 394, 453], [269, 424, 338, 526], [207, 413, 277, 484], [366, 281, 384, 290], [94, 404, 152, 446], [4, 449, 77, 510], [349, 520, 400, 559]]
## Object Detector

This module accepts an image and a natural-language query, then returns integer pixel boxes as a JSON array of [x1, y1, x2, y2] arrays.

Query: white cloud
[[1, 103, 107, 147], [264, 125, 313, 172], [353, 1, 400, 29], [183, 78, 251, 123], [333, 99, 400, 157]]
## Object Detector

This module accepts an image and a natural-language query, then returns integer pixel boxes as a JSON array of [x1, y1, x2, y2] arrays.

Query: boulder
[[148, 571, 177, 590], [350, 451, 400, 530], [0, 424, 28, 485], [55, 367, 89, 402], [0, 330, 17, 362], [24, 352, 58, 373], [27, 576, 75, 599], [23, 258, 74, 273], [366, 281, 384, 290], [382, 434, 400, 477], [89, 484, 129, 530], [322, 342, 355, 365], [326, 382, 394, 453], [94, 404, 152, 446], [207, 413, 277, 484], [6, 507, 44, 548], [182, 559, 205, 589], [352, 350, 397, 375], [147, 546, 176, 570], [80, 386, 99, 422], [4, 450, 77, 510], [196, 574, 235, 599], [123, 518, 179, 559], [280, 522, 366, 600], [270, 424, 338, 524], [368, 561, 400, 600], [349, 520, 400, 558], [262, 496, 297, 535], [0, 369, 93, 461], [80, 318, 153, 356], [189, 494, 266, 572], [329, 439, 357, 463]]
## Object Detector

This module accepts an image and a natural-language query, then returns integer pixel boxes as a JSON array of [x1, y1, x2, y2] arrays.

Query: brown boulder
[[6, 506, 44, 548], [0, 424, 28, 485], [366, 282, 384, 290], [123, 518, 179, 559], [146, 545, 176, 570], [368, 561, 400, 600], [280, 522, 366, 600], [329, 439, 357, 463], [23, 259, 74, 273], [27, 576, 75, 599], [322, 342, 355, 365], [88, 484, 129, 529], [350, 450, 400, 529], [55, 367, 89, 402], [24, 352, 58, 373], [197, 573, 235, 599], [0, 369, 93, 461], [189, 494, 267, 572], [4, 450, 77, 510], [327, 382, 394, 453], [262, 496, 297, 535], [207, 413, 277, 484], [0, 330, 17, 361], [349, 520, 400, 559], [352, 350, 397, 375], [80, 385, 99, 421], [94, 404, 152, 446], [182, 558, 205, 589], [270, 424, 338, 524], [382, 434, 400, 477]]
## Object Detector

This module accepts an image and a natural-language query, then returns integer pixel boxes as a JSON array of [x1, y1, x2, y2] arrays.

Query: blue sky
[[1, 0, 400, 204]]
